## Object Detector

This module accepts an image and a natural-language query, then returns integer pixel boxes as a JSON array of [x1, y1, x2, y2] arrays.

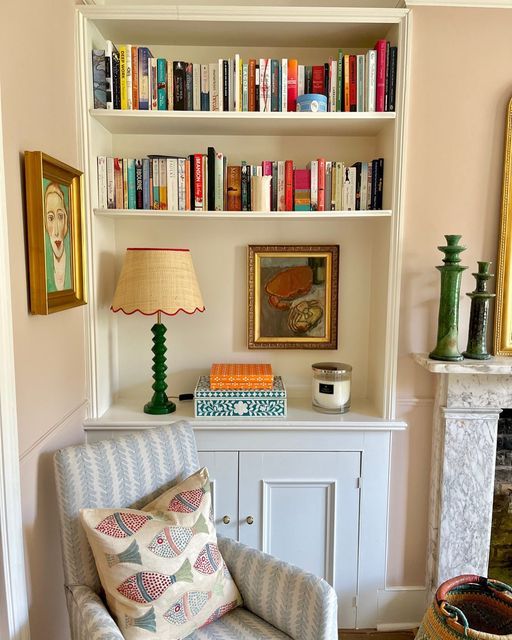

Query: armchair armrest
[[217, 537, 338, 640], [66, 585, 124, 640]]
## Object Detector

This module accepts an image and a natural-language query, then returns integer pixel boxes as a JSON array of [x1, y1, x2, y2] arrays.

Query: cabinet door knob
[[246, 515, 254, 525], [222, 515, 231, 525]]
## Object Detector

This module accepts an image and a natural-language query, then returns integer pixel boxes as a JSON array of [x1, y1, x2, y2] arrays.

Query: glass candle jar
[[311, 362, 352, 414]]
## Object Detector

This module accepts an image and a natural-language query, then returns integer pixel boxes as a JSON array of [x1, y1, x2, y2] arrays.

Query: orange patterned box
[[210, 363, 273, 390]]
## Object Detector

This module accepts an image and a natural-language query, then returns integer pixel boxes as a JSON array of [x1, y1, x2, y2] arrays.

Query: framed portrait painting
[[24, 151, 86, 314], [248, 244, 339, 349]]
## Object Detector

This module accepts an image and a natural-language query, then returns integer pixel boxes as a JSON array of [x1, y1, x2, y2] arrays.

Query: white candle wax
[[312, 378, 351, 413]]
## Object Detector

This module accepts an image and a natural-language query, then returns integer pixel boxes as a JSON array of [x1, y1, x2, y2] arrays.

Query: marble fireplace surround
[[415, 354, 512, 594]]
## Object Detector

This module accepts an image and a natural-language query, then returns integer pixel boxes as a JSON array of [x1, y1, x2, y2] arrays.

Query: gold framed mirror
[[494, 98, 512, 355]]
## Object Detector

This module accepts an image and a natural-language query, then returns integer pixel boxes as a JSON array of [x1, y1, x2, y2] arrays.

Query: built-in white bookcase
[[77, 6, 410, 427]]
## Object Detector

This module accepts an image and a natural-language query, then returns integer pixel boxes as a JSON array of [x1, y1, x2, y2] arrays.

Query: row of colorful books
[[92, 40, 397, 113], [97, 150, 384, 212]]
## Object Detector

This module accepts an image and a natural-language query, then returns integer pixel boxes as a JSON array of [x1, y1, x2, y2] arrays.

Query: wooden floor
[[339, 630, 417, 640]]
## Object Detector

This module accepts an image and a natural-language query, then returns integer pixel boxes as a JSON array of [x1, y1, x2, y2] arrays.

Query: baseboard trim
[[377, 586, 427, 629]]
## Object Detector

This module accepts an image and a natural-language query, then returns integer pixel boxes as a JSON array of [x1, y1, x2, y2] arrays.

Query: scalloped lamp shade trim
[[110, 247, 205, 316]]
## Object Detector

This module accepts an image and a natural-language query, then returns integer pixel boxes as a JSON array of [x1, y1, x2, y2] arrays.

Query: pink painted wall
[[0, 1, 87, 638], [1, 2, 512, 636], [389, 6, 512, 586]]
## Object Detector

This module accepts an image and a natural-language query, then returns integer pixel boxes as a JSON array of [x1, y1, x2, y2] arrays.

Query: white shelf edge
[[90, 109, 397, 120], [83, 397, 407, 431], [94, 208, 392, 219]]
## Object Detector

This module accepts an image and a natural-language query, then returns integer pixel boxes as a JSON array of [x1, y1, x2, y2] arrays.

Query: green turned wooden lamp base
[[143, 321, 176, 415]]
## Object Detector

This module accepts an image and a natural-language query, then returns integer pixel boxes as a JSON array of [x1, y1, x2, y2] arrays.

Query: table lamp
[[111, 247, 205, 414]]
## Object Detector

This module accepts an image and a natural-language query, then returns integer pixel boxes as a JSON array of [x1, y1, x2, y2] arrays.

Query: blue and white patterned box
[[194, 376, 287, 418]]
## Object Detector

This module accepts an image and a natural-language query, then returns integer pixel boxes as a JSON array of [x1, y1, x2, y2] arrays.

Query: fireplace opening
[[489, 408, 512, 583]]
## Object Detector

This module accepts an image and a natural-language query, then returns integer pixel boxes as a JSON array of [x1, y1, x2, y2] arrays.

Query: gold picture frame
[[24, 151, 87, 314], [248, 244, 339, 349], [495, 99, 512, 354]]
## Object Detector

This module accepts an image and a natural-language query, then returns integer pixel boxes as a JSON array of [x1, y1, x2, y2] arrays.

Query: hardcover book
[[312, 65, 325, 96], [227, 165, 242, 210], [374, 39, 387, 112], [294, 168, 311, 211], [173, 61, 186, 110], [131, 46, 139, 110], [92, 50, 107, 109], [138, 47, 152, 109], [157, 58, 167, 110], [287, 59, 298, 112]]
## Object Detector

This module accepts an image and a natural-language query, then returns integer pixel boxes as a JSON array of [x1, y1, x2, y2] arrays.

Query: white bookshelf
[[78, 5, 409, 426], [77, 4, 410, 629]]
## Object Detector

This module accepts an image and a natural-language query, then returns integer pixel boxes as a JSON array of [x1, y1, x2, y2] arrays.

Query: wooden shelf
[[94, 208, 392, 219], [90, 109, 396, 136], [84, 396, 407, 431]]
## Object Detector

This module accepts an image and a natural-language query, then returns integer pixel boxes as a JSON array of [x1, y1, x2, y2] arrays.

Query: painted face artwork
[[44, 184, 68, 260]]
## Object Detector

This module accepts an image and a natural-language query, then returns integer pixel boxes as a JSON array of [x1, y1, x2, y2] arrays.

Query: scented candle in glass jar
[[311, 362, 351, 414]]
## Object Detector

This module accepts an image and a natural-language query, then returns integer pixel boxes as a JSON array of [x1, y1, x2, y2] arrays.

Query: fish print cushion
[[80, 467, 242, 639]]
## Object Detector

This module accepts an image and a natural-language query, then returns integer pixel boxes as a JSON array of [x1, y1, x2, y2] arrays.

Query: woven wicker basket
[[415, 575, 512, 640]]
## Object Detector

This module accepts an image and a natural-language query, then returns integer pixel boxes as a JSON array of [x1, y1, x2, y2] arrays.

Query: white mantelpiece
[[414, 353, 512, 594]]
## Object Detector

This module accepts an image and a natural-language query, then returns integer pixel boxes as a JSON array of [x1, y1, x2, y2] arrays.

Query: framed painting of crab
[[248, 244, 339, 349]]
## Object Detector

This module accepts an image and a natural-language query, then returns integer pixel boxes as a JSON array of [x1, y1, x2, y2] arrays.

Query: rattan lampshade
[[111, 248, 205, 316]]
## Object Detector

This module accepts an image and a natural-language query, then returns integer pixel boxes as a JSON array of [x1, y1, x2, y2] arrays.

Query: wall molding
[[19, 400, 88, 462], [0, 83, 31, 640], [396, 397, 434, 408], [377, 586, 427, 630], [407, 0, 512, 7]]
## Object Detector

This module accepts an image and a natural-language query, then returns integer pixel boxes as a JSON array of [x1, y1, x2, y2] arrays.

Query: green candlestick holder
[[429, 235, 467, 362], [462, 261, 495, 360], [144, 320, 176, 415]]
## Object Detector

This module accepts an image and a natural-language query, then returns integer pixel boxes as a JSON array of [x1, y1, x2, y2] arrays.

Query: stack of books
[[194, 364, 287, 418], [97, 151, 384, 212], [91, 40, 397, 113]]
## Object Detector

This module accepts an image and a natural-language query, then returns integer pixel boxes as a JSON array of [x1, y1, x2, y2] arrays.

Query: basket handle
[[436, 574, 484, 604]]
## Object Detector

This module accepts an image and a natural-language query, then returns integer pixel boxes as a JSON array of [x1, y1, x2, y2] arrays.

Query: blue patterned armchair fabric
[[54, 421, 338, 640]]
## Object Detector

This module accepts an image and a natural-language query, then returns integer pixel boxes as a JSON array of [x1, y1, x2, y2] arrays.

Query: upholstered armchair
[[54, 421, 338, 640]]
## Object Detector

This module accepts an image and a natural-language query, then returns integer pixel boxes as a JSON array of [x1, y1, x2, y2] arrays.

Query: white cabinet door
[[239, 451, 360, 628], [198, 451, 238, 540]]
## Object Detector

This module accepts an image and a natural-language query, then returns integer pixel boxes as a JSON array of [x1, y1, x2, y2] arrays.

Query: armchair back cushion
[[54, 421, 199, 593]]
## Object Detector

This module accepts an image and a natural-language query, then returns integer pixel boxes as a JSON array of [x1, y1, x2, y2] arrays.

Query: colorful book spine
[[329, 59, 337, 112], [375, 39, 387, 112], [173, 61, 185, 110], [192, 63, 200, 111], [177, 158, 186, 210], [357, 55, 365, 112], [142, 158, 150, 209], [325, 161, 332, 210], [131, 46, 139, 110], [336, 50, 343, 112], [248, 59, 256, 112], [138, 47, 152, 110], [387, 47, 398, 112], [193, 154, 203, 210], [157, 58, 167, 110], [125, 45, 133, 110], [209, 62, 219, 111], [360, 162, 368, 211], [92, 50, 107, 109], [376, 158, 384, 209], [309, 160, 318, 211], [122, 159, 128, 208], [234, 54, 241, 112], [352, 161, 362, 210], [167, 60, 174, 110], [242, 64, 249, 112], [104, 41, 116, 109], [343, 166, 356, 211], [343, 55, 350, 112], [114, 158, 123, 207], [201, 64, 209, 111], [259, 58, 271, 112], [158, 159, 167, 209], [118, 45, 128, 109], [287, 59, 298, 112], [284, 160, 294, 211], [298, 64, 305, 98], [270, 59, 279, 112], [135, 159, 143, 208], [222, 59, 229, 111], [312, 65, 324, 95], [366, 50, 377, 112], [281, 58, 288, 112], [150, 58, 158, 110], [241, 161, 250, 211], [97, 157, 107, 208], [317, 158, 326, 211], [151, 159, 159, 209], [185, 63, 193, 111], [106, 157, 115, 209], [227, 166, 242, 211], [294, 168, 310, 211], [349, 55, 357, 111], [214, 152, 224, 211]]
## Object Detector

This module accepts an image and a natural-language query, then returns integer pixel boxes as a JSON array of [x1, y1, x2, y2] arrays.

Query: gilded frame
[[248, 244, 339, 349], [494, 99, 512, 354], [24, 151, 86, 314]]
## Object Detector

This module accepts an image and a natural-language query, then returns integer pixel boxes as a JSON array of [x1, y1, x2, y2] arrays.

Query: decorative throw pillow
[[80, 468, 242, 639]]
